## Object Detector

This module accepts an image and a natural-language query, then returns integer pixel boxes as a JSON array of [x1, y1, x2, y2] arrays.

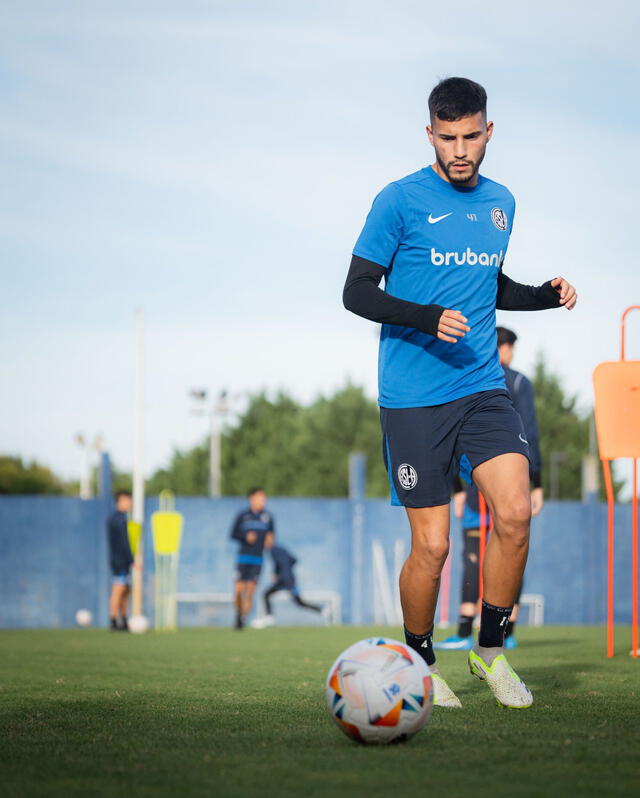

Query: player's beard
[[437, 146, 486, 185]]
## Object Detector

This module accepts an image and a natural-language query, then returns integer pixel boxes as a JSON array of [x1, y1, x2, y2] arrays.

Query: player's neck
[[431, 162, 479, 188]]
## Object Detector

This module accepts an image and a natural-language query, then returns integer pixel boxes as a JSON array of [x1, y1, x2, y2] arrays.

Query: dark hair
[[247, 486, 264, 497], [114, 490, 132, 501], [497, 327, 517, 347], [428, 77, 487, 122]]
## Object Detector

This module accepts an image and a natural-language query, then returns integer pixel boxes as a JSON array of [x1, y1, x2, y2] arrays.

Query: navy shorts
[[381, 389, 530, 508], [236, 564, 262, 583]]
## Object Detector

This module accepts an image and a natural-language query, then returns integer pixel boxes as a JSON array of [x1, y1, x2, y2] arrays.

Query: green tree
[[532, 356, 622, 500], [149, 386, 390, 498], [147, 441, 209, 496], [0, 456, 65, 494], [291, 385, 388, 497]]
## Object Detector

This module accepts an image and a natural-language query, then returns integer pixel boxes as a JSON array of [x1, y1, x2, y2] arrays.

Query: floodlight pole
[[132, 308, 145, 616]]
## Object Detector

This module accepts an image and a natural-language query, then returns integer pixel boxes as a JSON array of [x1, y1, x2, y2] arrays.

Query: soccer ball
[[75, 609, 92, 627], [325, 637, 433, 744], [128, 614, 149, 634]]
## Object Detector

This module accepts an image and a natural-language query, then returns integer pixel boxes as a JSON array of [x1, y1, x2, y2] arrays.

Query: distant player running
[[437, 326, 544, 651], [230, 487, 274, 629], [252, 544, 323, 628], [343, 78, 577, 708]]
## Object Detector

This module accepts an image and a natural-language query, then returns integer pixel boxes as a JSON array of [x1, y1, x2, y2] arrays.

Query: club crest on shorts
[[397, 463, 418, 490], [491, 207, 508, 231]]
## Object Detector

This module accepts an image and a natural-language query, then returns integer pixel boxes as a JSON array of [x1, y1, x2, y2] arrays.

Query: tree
[[0, 456, 65, 494], [146, 442, 209, 496], [149, 386, 390, 498], [532, 356, 622, 500]]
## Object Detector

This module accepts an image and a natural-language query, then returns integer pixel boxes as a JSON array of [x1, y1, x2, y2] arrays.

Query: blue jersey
[[353, 166, 515, 408], [230, 509, 275, 565]]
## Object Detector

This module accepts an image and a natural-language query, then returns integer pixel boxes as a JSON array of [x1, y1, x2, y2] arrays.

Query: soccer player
[[343, 77, 577, 708], [230, 487, 274, 629], [106, 490, 134, 631], [437, 326, 544, 651], [252, 543, 323, 628]]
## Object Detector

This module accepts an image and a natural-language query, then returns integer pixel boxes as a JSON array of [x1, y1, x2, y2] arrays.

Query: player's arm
[[343, 256, 470, 343], [449, 474, 466, 519], [230, 515, 245, 542], [515, 376, 544, 515], [497, 272, 577, 311]]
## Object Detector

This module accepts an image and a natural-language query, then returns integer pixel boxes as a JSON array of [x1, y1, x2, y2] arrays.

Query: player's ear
[[426, 125, 434, 145], [486, 120, 494, 141]]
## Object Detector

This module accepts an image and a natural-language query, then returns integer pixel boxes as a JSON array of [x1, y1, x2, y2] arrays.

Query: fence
[[0, 481, 636, 628]]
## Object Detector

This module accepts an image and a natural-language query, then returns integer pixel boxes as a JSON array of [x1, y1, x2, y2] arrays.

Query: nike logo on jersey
[[427, 212, 453, 224], [519, 433, 528, 444]]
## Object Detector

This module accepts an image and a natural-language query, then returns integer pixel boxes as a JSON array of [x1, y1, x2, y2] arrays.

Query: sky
[[2, 0, 639, 489]]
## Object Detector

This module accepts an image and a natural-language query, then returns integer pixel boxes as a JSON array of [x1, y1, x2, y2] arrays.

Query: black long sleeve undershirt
[[342, 255, 562, 335], [342, 255, 445, 336], [496, 272, 562, 311]]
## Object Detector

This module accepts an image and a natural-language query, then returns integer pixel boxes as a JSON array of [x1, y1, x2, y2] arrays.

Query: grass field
[[1, 626, 638, 798]]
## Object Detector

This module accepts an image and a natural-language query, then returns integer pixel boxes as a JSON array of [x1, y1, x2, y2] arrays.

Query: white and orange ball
[[75, 609, 93, 627], [325, 637, 433, 744]]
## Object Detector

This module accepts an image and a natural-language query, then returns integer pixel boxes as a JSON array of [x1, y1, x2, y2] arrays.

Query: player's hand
[[551, 277, 577, 310], [437, 309, 470, 343], [453, 491, 466, 519], [530, 487, 544, 517], [246, 531, 257, 544]]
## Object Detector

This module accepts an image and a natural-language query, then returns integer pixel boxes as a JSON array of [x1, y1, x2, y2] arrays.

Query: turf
[[1, 626, 638, 798]]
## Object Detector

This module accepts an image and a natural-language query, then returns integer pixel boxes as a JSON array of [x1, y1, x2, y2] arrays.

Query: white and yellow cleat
[[430, 668, 462, 708], [468, 649, 533, 709]]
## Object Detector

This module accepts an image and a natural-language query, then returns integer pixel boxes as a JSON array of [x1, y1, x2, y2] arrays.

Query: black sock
[[457, 614, 474, 638], [404, 625, 435, 667], [505, 620, 515, 639], [110, 617, 118, 629], [478, 600, 512, 648]]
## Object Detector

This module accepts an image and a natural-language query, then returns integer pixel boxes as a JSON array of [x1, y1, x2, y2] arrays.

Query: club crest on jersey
[[491, 207, 508, 231], [397, 463, 418, 490]]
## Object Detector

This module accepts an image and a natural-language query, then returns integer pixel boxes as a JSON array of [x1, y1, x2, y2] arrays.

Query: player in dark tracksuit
[[258, 545, 322, 625], [107, 490, 134, 631], [437, 326, 544, 650], [230, 487, 274, 629]]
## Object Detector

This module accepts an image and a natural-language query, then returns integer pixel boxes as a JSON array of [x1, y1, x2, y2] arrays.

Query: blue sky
[[2, 0, 639, 487]]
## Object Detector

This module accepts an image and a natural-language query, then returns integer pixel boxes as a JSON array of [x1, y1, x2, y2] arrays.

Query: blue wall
[[0, 493, 636, 628]]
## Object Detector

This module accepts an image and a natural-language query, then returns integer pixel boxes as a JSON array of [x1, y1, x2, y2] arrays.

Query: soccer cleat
[[504, 635, 518, 650], [468, 649, 533, 708], [250, 615, 275, 629], [433, 634, 474, 651], [430, 669, 462, 708]]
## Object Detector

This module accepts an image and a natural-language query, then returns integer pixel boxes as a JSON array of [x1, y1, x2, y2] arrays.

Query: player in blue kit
[[343, 77, 577, 708], [230, 487, 275, 629]]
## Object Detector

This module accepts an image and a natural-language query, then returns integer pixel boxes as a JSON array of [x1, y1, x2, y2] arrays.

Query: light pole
[[189, 388, 228, 498], [74, 433, 103, 499], [549, 451, 568, 500]]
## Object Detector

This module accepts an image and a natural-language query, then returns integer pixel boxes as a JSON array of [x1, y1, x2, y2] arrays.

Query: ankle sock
[[457, 614, 474, 638], [478, 600, 512, 648], [404, 625, 435, 667]]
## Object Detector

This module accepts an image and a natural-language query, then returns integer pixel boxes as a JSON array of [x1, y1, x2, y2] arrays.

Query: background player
[[106, 490, 134, 631], [437, 326, 544, 650], [343, 77, 577, 708], [230, 487, 274, 629], [252, 543, 323, 628]]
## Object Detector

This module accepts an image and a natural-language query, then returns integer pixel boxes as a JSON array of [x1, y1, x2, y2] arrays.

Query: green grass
[[1, 627, 639, 798]]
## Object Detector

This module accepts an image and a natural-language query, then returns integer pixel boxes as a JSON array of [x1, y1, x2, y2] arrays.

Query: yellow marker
[[151, 490, 184, 631]]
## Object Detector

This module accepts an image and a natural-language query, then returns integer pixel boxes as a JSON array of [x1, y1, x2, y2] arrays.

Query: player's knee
[[495, 496, 531, 533], [412, 535, 449, 568]]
